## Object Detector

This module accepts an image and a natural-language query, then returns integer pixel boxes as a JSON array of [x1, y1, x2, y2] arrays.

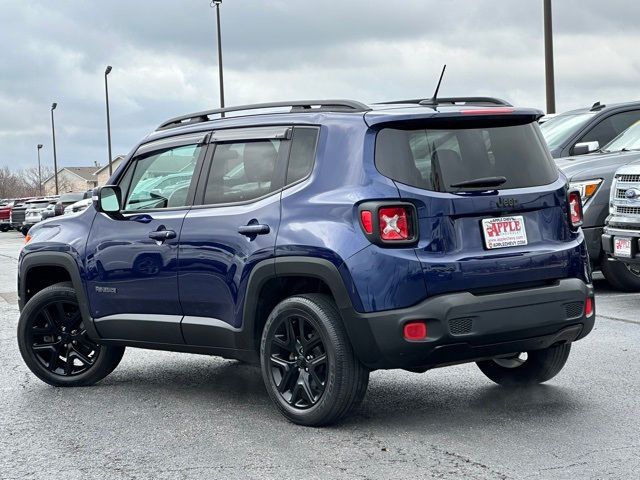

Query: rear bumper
[[342, 278, 594, 370]]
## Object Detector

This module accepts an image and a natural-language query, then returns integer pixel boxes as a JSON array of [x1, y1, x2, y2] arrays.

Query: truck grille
[[616, 206, 640, 215], [617, 174, 640, 183], [616, 188, 628, 199]]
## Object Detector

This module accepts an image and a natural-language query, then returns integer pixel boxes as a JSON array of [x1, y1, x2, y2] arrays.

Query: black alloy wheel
[[27, 299, 99, 376], [18, 283, 125, 387], [268, 314, 328, 409], [260, 294, 369, 426]]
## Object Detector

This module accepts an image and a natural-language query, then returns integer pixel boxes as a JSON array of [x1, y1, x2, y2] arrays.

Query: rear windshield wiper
[[450, 176, 507, 189]]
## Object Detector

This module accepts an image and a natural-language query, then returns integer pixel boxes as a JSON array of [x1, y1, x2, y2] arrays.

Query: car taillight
[[568, 190, 583, 229], [379, 207, 411, 240], [358, 202, 418, 246]]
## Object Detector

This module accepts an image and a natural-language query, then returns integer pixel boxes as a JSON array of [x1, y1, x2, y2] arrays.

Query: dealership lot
[[0, 231, 638, 479]]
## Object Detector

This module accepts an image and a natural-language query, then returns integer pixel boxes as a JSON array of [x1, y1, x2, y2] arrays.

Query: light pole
[[50, 103, 59, 195], [543, 0, 556, 113], [105, 65, 113, 175], [210, 0, 225, 117], [36, 144, 43, 196]]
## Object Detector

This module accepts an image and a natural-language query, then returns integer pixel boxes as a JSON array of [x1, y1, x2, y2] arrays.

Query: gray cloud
[[1, 0, 639, 171]]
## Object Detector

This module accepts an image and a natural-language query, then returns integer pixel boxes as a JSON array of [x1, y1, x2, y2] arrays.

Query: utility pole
[[37, 144, 43, 196], [50, 103, 59, 195], [211, 0, 226, 117], [543, 0, 556, 113], [105, 65, 113, 175]]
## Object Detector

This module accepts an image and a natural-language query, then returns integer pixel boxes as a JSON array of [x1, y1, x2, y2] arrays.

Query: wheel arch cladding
[[19, 252, 100, 340]]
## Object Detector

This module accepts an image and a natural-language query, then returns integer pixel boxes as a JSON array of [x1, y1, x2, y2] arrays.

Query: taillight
[[358, 202, 418, 246], [379, 207, 411, 240], [568, 190, 583, 229]]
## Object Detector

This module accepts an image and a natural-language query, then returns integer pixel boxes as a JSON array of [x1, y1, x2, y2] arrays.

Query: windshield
[[540, 113, 595, 151], [375, 122, 558, 192], [602, 121, 640, 152]]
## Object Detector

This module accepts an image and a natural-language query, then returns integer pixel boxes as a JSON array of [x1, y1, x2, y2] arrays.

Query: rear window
[[375, 122, 558, 192]]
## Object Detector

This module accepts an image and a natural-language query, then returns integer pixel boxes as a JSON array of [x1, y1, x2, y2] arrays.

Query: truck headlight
[[569, 179, 603, 206]]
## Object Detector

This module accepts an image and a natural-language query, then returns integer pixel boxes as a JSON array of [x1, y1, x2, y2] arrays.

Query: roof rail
[[156, 99, 371, 131], [378, 96, 513, 107]]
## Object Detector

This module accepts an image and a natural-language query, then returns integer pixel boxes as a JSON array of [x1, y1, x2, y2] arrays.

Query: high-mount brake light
[[379, 207, 411, 240], [461, 108, 514, 115], [568, 190, 583, 228]]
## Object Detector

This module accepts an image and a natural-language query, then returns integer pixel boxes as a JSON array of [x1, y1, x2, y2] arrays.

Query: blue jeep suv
[[17, 98, 595, 426]]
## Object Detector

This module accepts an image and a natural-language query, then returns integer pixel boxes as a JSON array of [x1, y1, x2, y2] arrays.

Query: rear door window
[[376, 122, 558, 192]]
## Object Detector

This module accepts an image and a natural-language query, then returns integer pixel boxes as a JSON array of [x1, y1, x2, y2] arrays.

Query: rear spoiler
[[364, 108, 544, 129]]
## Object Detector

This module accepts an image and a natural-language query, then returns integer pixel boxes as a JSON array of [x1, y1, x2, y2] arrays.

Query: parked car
[[0, 199, 14, 232], [541, 101, 640, 158], [9, 199, 31, 232], [17, 98, 594, 426], [23, 199, 58, 234], [602, 161, 640, 281], [64, 198, 93, 215], [40, 203, 57, 221], [556, 120, 640, 290], [54, 191, 91, 216]]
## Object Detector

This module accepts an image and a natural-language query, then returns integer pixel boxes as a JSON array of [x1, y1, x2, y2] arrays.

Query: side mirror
[[93, 186, 122, 215], [572, 141, 599, 155]]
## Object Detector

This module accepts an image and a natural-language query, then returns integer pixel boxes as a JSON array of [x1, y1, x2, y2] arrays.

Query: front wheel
[[17, 282, 125, 387], [476, 343, 571, 386], [260, 294, 369, 426], [601, 257, 640, 292]]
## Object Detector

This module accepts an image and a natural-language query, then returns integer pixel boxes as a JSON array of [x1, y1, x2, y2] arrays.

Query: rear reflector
[[360, 210, 373, 234], [379, 207, 411, 240], [568, 190, 583, 228], [585, 297, 594, 317], [403, 321, 427, 341]]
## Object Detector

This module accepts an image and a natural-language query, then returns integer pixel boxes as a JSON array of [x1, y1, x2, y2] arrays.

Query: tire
[[260, 294, 369, 426], [17, 282, 125, 387], [601, 257, 640, 292], [0, 225, 8, 233], [20, 226, 29, 237], [476, 343, 571, 386]]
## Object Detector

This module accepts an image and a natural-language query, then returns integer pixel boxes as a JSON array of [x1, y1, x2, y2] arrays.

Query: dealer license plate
[[481, 216, 528, 250], [614, 237, 632, 258]]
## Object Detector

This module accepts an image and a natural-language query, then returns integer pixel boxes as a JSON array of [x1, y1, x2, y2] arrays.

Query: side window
[[122, 144, 201, 211], [286, 127, 318, 184], [579, 110, 640, 148], [203, 139, 282, 205]]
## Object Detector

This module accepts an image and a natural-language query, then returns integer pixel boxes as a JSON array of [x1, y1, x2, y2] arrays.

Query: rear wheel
[[260, 294, 369, 426], [476, 343, 571, 386], [17, 282, 125, 387], [601, 257, 640, 291], [0, 225, 8, 232]]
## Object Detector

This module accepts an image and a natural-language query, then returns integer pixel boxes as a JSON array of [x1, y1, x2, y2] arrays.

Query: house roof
[[43, 166, 101, 184], [93, 155, 125, 175]]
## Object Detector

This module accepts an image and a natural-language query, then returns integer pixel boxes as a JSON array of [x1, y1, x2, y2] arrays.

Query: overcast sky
[[1, 0, 640, 171]]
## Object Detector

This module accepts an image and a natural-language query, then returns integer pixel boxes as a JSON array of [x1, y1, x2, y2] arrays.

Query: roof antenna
[[420, 65, 447, 107]]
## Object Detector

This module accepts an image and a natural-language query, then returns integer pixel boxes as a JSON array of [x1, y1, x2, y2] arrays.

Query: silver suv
[[603, 161, 640, 278]]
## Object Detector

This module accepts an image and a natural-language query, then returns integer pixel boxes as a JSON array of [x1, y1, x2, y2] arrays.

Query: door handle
[[238, 224, 270, 236], [148, 230, 177, 242]]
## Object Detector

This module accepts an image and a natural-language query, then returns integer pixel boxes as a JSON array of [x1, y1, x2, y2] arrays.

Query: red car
[[0, 200, 14, 232]]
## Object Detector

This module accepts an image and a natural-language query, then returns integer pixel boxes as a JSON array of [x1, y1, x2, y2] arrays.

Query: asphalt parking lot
[[0, 231, 638, 479]]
